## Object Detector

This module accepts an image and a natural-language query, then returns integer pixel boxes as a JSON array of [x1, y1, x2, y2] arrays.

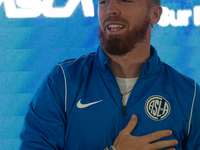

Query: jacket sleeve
[[183, 82, 200, 150], [19, 65, 67, 149]]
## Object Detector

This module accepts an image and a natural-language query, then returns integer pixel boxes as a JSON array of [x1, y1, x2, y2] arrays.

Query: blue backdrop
[[0, 0, 200, 149]]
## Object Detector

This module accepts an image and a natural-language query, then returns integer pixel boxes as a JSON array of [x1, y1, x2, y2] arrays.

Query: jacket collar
[[97, 45, 162, 77]]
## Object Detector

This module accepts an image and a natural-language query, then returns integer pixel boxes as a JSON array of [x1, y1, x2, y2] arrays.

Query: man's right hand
[[113, 115, 178, 150]]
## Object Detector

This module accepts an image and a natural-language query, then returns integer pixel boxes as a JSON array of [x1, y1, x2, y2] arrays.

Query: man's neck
[[105, 44, 151, 78]]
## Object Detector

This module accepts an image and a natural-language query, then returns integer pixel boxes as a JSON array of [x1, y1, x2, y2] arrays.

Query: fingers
[[145, 130, 173, 143], [165, 148, 176, 150], [123, 115, 137, 134], [114, 114, 178, 150], [113, 114, 178, 150], [144, 130, 178, 150], [113, 115, 138, 148], [150, 139, 178, 150]]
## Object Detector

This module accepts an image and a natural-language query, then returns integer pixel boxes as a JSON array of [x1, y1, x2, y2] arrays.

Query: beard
[[98, 14, 151, 56]]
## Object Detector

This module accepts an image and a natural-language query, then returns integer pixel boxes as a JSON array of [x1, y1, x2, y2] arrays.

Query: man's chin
[[105, 31, 126, 39], [98, 26, 147, 56], [102, 37, 133, 56]]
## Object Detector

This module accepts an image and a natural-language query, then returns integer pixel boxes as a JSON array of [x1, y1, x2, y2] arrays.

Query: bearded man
[[20, 0, 200, 149]]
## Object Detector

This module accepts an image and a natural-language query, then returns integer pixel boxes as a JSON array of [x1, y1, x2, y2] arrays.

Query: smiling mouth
[[107, 24, 126, 31]]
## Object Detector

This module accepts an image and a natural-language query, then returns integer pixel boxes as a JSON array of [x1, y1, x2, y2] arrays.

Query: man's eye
[[121, 0, 133, 2], [99, 0, 107, 5]]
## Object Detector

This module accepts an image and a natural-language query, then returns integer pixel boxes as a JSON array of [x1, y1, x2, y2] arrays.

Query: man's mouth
[[107, 24, 126, 31]]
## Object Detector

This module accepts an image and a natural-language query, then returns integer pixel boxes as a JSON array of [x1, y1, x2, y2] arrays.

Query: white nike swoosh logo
[[77, 99, 103, 109]]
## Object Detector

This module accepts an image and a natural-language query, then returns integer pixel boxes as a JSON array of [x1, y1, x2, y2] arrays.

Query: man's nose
[[107, 0, 121, 16]]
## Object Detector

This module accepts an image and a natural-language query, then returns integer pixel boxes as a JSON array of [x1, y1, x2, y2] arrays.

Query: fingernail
[[174, 140, 178, 144], [131, 115, 136, 121], [169, 130, 172, 135]]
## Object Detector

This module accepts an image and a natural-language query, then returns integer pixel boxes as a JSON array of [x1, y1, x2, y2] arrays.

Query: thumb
[[124, 114, 137, 134]]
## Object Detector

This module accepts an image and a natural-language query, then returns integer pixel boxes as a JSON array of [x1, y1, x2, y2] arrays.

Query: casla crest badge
[[145, 95, 171, 121]]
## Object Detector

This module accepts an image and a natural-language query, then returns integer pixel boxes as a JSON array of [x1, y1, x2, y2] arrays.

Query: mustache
[[103, 16, 129, 26]]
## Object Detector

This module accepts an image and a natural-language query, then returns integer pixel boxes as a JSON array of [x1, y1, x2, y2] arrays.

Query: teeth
[[108, 24, 125, 30]]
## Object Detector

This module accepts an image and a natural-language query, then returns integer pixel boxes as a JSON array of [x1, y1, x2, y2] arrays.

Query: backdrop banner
[[0, 0, 200, 149]]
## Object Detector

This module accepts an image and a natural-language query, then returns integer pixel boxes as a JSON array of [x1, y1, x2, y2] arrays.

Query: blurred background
[[0, 0, 200, 149]]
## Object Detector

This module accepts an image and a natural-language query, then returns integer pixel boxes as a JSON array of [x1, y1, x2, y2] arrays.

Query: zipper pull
[[122, 106, 127, 116]]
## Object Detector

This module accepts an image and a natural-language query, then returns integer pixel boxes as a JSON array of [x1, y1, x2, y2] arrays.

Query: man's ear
[[150, 5, 162, 27]]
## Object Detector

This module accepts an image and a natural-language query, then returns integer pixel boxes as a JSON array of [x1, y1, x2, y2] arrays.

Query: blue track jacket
[[20, 46, 200, 150]]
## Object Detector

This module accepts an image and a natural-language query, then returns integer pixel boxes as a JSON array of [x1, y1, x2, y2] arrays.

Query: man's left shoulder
[[162, 62, 196, 84]]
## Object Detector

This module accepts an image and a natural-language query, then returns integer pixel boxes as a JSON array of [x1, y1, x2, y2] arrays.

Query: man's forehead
[[97, 0, 150, 6]]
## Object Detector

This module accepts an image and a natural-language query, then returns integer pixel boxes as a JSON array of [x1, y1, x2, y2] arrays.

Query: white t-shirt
[[116, 77, 138, 106]]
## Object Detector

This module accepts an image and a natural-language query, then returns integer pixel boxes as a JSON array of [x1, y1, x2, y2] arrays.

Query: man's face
[[98, 0, 151, 56]]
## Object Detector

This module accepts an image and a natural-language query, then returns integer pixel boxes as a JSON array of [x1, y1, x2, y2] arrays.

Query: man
[[20, 0, 200, 149]]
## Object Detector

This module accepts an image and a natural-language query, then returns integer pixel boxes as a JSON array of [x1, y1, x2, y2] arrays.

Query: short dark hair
[[152, 0, 161, 5], [146, 0, 161, 9]]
